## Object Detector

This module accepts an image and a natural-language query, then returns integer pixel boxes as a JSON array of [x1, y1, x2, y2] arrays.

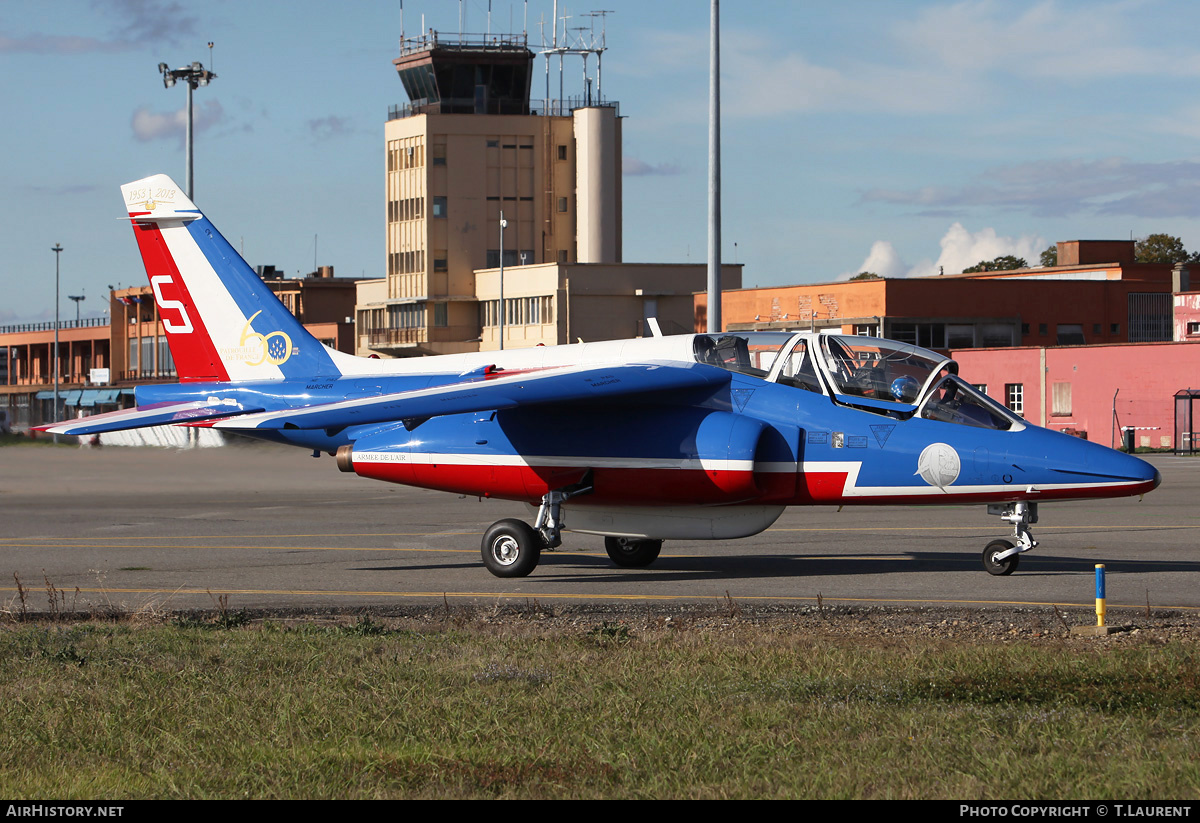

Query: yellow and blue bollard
[[1095, 564, 1106, 627]]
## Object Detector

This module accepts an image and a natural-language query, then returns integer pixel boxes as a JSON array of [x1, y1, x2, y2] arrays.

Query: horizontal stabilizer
[[34, 399, 265, 437], [214, 361, 730, 432]]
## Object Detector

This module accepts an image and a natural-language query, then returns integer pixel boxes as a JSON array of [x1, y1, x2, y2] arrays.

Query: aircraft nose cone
[[1153, 467, 1163, 490]]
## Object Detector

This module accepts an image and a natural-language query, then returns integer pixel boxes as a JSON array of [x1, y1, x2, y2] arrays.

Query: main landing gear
[[982, 501, 1038, 576], [480, 482, 591, 578], [604, 537, 663, 567], [479, 481, 668, 578]]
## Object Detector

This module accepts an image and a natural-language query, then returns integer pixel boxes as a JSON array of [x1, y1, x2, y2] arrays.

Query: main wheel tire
[[983, 539, 1020, 576], [481, 519, 542, 578], [604, 537, 663, 568]]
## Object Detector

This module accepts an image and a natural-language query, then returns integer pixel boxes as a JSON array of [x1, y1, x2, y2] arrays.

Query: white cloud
[[308, 115, 353, 141], [624, 156, 683, 176], [842, 240, 907, 279], [131, 100, 224, 144], [894, 0, 1200, 81], [914, 222, 1044, 276], [849, 223, 1044, 279], [862, 157, 1200, 219]]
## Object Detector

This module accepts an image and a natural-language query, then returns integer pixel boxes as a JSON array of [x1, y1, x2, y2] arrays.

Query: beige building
[[362, 31, 625, 357], [475, 263, 742, 350]]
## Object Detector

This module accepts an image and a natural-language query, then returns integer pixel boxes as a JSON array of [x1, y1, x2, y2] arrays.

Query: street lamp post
[[499, 213, 507, 351], [158, 60, 217, 200], [52, 243, 62, 442]]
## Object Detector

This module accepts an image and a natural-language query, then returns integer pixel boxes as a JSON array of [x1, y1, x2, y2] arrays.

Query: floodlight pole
[[68, 295, 85, 325], [52, 243, 62, 442], [158, 61, 217, 200], [706, 0, 722, 333]]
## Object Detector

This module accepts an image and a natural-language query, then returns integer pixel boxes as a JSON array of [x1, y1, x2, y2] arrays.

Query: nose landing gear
[[983, 501, 1038, 576]]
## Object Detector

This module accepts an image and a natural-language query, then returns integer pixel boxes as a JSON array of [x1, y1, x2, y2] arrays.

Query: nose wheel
[[983, 501, 1037, 575], [983, 539, 1020, 576]]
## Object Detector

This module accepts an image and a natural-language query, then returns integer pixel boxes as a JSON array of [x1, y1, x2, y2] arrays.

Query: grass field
[[1, 607, 1197, 799]]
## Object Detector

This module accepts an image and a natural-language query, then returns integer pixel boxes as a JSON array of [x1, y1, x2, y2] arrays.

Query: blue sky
[[5, 0, 1200, 323]]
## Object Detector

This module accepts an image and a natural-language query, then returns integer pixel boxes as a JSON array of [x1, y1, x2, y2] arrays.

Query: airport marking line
[[0, 584, 1196, 611]]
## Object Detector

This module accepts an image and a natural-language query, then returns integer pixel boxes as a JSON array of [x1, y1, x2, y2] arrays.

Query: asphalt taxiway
[[2, 442, 1197, 615]]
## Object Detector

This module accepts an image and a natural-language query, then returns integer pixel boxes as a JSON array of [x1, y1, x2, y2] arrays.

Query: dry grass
[[0, 609, 1197, 798]]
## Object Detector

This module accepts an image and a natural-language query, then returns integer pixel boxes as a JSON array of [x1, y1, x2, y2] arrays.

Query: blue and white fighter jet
[[40, 175, 1161, 578]]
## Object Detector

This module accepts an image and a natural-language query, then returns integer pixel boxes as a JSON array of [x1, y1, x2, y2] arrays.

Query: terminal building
[[1, 270, 360, 433], [695, 240, 1182, 348]]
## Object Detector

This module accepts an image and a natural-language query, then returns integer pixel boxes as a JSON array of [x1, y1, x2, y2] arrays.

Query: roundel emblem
[[916, 443, 961, 491]]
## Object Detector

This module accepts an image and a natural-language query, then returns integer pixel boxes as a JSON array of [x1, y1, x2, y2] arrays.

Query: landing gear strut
[[480, 481, 592, 578], [983, 501, 1038, 576]]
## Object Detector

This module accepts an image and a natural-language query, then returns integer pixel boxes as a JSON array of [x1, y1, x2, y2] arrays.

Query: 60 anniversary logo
[[219, 311, 294, 366]]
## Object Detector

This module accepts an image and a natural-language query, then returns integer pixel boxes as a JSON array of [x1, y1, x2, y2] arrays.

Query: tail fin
[[122, 174, 341, 382]]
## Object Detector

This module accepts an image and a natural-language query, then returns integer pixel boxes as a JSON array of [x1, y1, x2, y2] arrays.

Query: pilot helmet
[[890, 375, 921, 403]]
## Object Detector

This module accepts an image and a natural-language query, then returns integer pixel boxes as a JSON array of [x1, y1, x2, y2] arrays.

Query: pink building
[[1175, 292, 1200, 341], [953, 342, 1200, 451]]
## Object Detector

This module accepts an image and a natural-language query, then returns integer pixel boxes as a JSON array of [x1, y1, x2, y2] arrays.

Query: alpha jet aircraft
[[40, 175, 1161, 578]]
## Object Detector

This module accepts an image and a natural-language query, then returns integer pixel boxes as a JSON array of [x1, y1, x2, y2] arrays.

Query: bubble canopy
[[692, 332, 1024, 430]]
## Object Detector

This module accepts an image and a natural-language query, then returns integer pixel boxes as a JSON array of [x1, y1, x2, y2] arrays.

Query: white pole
[[499, 212, 507, 350], [706, 0, 722, 333]]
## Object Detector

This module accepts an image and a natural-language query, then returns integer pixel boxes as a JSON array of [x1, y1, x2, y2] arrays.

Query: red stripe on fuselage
[[129, 220, 229, 382], [352, 461, 1157, 507]]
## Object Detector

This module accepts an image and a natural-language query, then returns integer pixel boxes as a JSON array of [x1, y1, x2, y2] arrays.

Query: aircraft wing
[[214, 361, 730, 432], [34, 399, 266, 437]]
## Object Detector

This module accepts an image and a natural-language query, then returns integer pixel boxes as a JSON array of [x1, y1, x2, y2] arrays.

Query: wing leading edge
[[214, 361, 731, 433], [34, 399, 267, 437]]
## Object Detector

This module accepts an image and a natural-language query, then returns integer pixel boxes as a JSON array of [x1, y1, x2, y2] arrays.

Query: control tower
[[374, 27, 622, 357], [393, 31, 534, 116]]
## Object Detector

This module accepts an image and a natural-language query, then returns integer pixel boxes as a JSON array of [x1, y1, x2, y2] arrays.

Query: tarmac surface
[[2, 441, 1197, 617]]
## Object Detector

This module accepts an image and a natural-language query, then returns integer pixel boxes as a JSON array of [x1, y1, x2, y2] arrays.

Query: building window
[[947, 324, 975, 349], [557, 197, 568, 213], [434, 252, 448, 272], [852, 324, 877, 336], [1056, 324, 1086, 345], [981, 324, 1014, 348], [1038, 323, 1048, 335], [432, 196, 447, 218], [1187, 321, 1200, 336], [433, 303, 448, 327], [1111, 323, 1120, 334], [1052, 382, 1072, 416], [432, 144, 446, 166], [557, 144, 567, 160], [486, 139, 499, 148], [1021, 323, 1030, 336], [889, 322, 945, 349], [1005, 384, 1024, 416], [387, 303, 426, 329], [974, 384, 988, 395], [1128, 293, 1172, 342], [1093, 323, 1102, 336], [485, 249, 531, 268]]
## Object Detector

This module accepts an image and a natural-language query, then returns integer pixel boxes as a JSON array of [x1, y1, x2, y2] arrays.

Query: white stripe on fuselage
[[351, 453, 1142, 495]]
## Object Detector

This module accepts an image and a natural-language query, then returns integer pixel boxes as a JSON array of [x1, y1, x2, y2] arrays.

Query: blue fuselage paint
[[137, 366, 1159, 505]]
